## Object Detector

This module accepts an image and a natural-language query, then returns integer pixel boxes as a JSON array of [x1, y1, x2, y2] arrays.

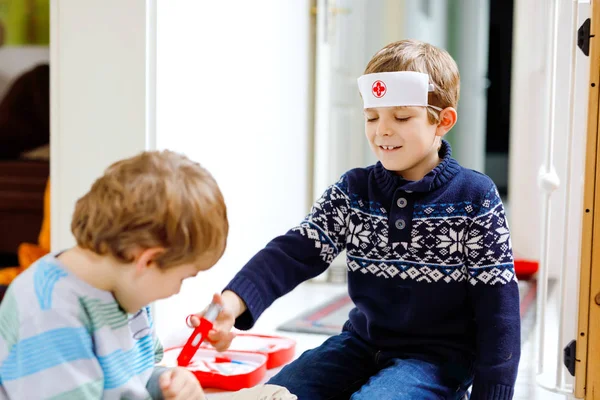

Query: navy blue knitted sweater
[[224, 141, 520, 400]]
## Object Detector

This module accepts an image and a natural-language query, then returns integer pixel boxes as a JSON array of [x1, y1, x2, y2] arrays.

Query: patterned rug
[[278, 280, 540, 342]]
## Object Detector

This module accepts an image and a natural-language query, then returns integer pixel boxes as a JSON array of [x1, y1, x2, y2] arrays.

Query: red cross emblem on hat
[[372, 80, 386, 98]]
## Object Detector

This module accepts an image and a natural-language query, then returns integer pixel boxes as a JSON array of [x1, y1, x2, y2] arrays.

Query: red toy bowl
[[161, 348, 268, 391]]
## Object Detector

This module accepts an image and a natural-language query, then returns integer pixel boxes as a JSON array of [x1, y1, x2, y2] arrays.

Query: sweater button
[[395, 219, 406, 230], [397, 197, 408, 208]]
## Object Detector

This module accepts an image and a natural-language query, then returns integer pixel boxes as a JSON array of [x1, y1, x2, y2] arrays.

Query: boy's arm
[[0, 309, 104, 399], [466, 184, 521, 400], [223, 176, 351, 329]]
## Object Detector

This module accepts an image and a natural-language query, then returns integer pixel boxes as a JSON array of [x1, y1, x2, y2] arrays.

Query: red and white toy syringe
[[177, 302, 222, 367]]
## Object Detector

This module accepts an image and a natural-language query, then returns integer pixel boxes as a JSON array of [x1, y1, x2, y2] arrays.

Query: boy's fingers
[[215, 314, 234, 330], [186, 315, 201, 328], [177, 381, 205, 400], [207, 328, 232, 343], [164, 369, 185, 395], [207, 329, 219, 341], [211, 292, 223, 306], [206, 332, 220, 344], [191, 316, 201, 327], [159, 369, 173, 390], [212, 332, 236, 352], [187, 294, 226, 328], [173, 383, 193, 400]]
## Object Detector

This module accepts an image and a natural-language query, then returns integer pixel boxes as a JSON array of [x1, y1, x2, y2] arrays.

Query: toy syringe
[[177, 302, 222, 367]]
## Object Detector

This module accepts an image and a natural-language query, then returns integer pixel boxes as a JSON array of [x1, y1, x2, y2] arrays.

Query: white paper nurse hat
[[357, 71, 442, 111]]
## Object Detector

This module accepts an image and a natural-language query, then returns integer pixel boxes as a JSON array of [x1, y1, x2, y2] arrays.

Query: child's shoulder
[[453, 167, 500, 200], [2, 255, 100, 322], [334, 165, 377, 188]]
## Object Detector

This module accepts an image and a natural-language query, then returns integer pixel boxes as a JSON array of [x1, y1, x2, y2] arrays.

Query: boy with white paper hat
[[196, 39, 520, 399]]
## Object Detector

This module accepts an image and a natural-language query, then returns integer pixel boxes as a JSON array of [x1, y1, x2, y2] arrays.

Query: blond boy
[[0, 150, 228, 399], [202, 40, 521, 399]]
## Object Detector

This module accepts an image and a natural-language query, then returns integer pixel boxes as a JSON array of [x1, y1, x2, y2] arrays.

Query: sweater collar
[[374, 140, 460, 196]]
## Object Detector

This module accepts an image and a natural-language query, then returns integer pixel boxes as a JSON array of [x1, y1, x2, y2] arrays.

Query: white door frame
[[50, 0, 156, 250]]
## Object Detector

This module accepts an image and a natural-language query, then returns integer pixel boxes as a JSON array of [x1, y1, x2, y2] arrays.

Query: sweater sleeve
[[466, 184, 521, 400], [223, 176, 351, 330]]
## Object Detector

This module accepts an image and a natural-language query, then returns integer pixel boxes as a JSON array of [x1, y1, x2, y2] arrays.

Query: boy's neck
[[57, 247, 120, 292], [396, 148, 442, 182]]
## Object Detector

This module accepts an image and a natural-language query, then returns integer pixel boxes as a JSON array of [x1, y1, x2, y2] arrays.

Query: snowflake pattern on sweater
[[293, 175, 515, 286]]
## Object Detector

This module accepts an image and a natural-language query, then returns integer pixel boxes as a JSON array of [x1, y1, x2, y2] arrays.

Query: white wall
[[509, 0, 550, 265], [154, 1, 311, 343], [50, 0, 154, 250]]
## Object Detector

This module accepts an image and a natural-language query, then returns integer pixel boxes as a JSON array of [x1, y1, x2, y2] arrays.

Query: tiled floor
[[156, 281, 573, 400]]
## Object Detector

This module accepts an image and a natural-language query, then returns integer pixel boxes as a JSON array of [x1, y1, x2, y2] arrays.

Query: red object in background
[[514, 259, 539, 281]]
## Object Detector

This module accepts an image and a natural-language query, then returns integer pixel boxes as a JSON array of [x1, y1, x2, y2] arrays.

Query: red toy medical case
[[164, 333, 296, 390]]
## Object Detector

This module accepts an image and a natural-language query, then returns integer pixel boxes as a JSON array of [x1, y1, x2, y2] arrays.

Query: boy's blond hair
[[71, 150, 228, 269], [364, 39, 460, 124]]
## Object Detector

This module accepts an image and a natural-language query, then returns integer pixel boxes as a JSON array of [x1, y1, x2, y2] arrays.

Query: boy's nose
[[374, 118, 394, 136], [376, 124, 393, 136]]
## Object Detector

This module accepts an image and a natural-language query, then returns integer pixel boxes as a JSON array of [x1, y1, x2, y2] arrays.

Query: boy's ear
[[435, 107, 457, 137], [134, 247, 165, 271]]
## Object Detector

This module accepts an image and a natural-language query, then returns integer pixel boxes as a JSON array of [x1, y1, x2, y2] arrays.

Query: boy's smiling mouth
[[379, 145, 402, 151]]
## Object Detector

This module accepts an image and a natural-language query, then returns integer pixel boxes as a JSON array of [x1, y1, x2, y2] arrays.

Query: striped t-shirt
[[0, 254, 166, 399]]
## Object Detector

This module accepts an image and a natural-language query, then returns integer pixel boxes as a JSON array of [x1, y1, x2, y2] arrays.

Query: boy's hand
[[187, 292, 245, 352], [159, 367, 205, 400]]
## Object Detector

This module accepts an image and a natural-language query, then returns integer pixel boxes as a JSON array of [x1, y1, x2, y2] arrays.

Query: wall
[[154, 1, 312, 342], [509, 0, 550, 265], [50, 0, 154, 250]]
